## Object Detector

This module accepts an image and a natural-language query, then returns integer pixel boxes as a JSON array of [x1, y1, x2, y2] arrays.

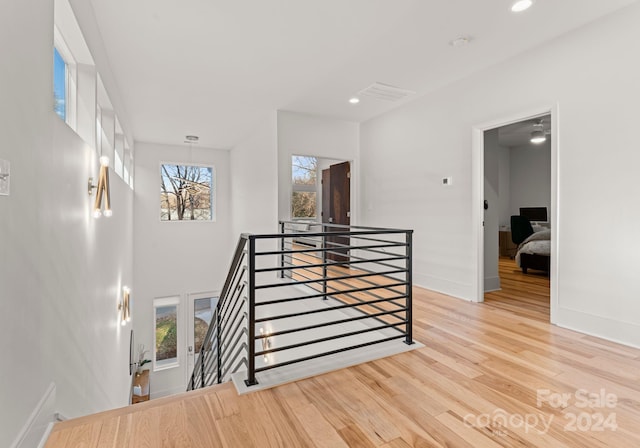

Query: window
[[154, 297, 180, 370], [291, 156, 317, 218], [160, 164, 214, 221], [53, 47, 67, 121], [193, 297, 216, 354]]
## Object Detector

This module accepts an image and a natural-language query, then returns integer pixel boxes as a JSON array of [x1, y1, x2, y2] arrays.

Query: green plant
[[137, 344, 151, 370]]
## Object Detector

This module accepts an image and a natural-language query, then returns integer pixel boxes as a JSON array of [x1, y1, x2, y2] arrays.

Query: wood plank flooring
[[484, 257, 550, 322], [47, 276, 640, 447]]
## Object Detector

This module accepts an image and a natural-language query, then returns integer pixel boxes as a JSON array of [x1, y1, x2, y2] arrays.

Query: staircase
[[188, 221, 413, 392]]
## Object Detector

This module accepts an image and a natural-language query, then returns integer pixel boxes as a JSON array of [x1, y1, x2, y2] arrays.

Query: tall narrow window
[[154, 297, 180, 370], [53, 48, 67, 121], [291, 155, 317, 219]]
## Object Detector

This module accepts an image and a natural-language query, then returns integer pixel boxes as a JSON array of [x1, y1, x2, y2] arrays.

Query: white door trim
[[471, 104, 559, 324], [186, 290, 219, 384]]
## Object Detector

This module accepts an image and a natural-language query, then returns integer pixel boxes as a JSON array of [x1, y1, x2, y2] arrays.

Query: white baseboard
[[556, 306, 640, 349], [484, 276, 501, 293], [11, 383, 56, 448], [151, 384, 187, 399]]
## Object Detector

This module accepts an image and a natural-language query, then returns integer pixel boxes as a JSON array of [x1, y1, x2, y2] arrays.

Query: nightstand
[[499, 230, 518, 258], [132, 370, 150, 404]]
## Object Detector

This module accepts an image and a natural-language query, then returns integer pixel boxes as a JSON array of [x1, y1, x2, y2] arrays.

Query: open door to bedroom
[[481, 115, 551, 323]]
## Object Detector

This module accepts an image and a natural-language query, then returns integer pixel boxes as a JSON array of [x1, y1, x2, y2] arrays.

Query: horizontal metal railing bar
[[255, 334, 406, 373], [286, 259, 408, 289], [317, 269, 408, 310], [220, 295, 246, 341], [282, 252, 406, 278], [254, 230, 411, 241], [222, 355, 248, 380], [254, 255, 408, 273], [282, 232, 406, 247], [221, 343, 247, 379], [253, 308, 405, 335], [256, 321, 406, 356], [255, 294, 408, 324], [255, 281, 409, 306], [321, 282, 408, 324], [279, 241, 407, 262], [256, 242, 406, 257], [284, 267, 407, 307], [220, 313, 247, 356], [319, 238, 407, 259], [219, 272, 246, 320], [256, 268, 407, 290], [220, 283, 246, 325], [219, 237, 248, 301], [220, 330, 248, 369], [279, 220, 413, 234]]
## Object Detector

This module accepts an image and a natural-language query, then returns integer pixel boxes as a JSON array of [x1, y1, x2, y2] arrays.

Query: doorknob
[[188, 345, 193, 353]]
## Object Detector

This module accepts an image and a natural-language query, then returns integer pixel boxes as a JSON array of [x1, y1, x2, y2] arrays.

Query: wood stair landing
[[47, 284, 640, 448]]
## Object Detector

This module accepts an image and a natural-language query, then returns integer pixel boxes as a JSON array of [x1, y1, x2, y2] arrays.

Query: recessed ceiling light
[[349, 97, 360, 104], [185, 135, 199, 143], [511, 0, 533, 13]]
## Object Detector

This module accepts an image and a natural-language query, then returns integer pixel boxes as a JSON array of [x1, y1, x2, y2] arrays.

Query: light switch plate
[[0, 159, 10, 195]]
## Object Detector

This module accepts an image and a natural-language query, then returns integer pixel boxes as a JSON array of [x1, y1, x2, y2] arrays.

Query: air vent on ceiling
[[357, 82, 416, 102]]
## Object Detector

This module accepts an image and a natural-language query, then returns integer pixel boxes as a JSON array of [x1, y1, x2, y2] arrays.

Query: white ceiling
[[89, 0, 635, 149], [498, 115, 551, 148]]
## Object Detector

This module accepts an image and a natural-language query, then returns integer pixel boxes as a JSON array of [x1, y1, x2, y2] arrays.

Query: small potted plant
[[136, 344, 151, 375]]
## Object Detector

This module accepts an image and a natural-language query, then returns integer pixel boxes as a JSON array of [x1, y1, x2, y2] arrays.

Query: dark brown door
[[322, 161, 350, 262]]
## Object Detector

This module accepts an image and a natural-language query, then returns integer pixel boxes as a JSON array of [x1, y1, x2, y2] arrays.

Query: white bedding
[[515, 230, 551, 267]]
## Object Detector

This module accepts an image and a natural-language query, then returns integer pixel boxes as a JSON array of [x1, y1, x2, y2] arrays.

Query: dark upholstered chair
[[511, 215, 534, 245]]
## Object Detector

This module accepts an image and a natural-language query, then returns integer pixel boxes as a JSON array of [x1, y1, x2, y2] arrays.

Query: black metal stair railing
[[188, 222, 413, 391], [187, 235, 249, 390]]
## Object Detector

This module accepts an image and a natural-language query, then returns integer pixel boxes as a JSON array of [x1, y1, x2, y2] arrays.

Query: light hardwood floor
[[47, 271, 640, 447], [484, 257, 550, 322]]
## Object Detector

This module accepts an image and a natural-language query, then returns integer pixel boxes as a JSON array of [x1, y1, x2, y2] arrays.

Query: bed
[[515, 229, 550, 274]]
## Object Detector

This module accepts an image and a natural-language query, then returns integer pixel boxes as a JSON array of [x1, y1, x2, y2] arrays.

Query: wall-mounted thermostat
[[442, 176, 453, 186], [0, 159, 9, 196]]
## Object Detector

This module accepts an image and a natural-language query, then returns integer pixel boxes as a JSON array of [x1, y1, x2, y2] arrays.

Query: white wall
[[0, 0, 134, 445], [498, 147, 511, 227], [483, 129, 501, 292], [360, 3, 640, 347], [133, 142, 231, 398], [509, 141, 551, 220], [277, 111, 359, 223], [230, 111, 279, 236]]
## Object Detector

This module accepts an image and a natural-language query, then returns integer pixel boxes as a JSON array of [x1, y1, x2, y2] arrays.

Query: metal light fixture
[[119, 286, 131, 326], [259, 327, 271, 363], [530, 120, 547, 144], [88, 156, 112, 217]]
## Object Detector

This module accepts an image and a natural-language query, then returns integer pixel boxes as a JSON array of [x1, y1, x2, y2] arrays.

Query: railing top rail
[[219, 235, 249, 300], [278, 220, 414, 234]]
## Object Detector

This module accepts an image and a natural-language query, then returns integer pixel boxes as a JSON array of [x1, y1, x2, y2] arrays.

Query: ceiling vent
[[357, 82, 416, 102]]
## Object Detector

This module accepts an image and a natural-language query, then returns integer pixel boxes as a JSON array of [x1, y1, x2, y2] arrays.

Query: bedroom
[[483, 115, 551, 319]]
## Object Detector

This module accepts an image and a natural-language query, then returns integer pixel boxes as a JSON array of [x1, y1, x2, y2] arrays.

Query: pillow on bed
[[522, 229, 551, 244]]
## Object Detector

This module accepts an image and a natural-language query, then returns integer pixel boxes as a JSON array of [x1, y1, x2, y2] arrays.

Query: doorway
[[186, 291, 218, 383], [472, 106, 558, 323], [322, 161, 351, 262]]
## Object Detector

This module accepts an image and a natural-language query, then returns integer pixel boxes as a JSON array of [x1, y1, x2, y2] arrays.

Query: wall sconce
[[118, 286, 131, 326], [259, 327, 271, 363], [88, 156, 112, 218]]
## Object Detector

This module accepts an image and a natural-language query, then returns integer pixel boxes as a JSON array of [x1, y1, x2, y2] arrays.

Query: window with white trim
[[154, 296, 180, 370], [291, 155, 318, 219]]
